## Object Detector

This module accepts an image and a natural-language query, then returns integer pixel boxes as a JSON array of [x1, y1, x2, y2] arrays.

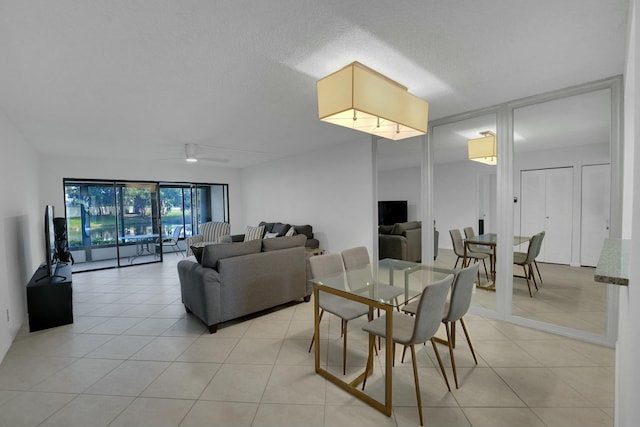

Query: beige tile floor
[[0, 256, 614, 426], [434, 249, 608, 335]]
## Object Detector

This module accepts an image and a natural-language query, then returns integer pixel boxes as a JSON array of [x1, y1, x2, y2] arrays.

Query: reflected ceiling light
[[468, 131, 497, 165], [185, 143, 198, 162], [317, 62, 428, 141]]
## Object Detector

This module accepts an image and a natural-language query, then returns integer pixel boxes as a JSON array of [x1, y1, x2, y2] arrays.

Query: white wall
[[240, 139, 375, 255], [378, 166, 421, 221], [617, 1, 639, 426], [433, 160, 496, 249], [0, 112, 41, 361], [37, 155, 243, 231]]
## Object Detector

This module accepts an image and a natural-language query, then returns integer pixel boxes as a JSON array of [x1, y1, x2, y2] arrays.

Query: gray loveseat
[[177, 234, 310, 333]]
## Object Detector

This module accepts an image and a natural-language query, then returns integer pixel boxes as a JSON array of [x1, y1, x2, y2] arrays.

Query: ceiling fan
[[160, 143, 229, 164]]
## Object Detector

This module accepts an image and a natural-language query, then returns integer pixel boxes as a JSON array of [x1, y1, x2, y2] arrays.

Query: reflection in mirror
[[512, 89, 611, 335], [376, 138, 423, 262], [431, 113, 497, 311]]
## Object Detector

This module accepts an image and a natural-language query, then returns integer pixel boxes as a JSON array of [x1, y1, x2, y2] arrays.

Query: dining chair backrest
[[463, 227, 475, 240], [341, 246, 374, 286], [524, 233, 543, 264], [533, 231, 545, 259], [449, 229, 465, 257], [411, 274, 455, 345], [309, 253, 345, 279], [341, 246, 370, 270], [444, 263, 480, 323], [170, 225, 183, 243]]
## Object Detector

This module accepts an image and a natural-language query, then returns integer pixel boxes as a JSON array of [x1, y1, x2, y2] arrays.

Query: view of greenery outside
[[159, 187, 192, 238], [65, 183, 195, 248]]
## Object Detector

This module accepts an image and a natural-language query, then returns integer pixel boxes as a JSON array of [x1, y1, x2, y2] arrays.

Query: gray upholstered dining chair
[[341, 246, 404, 310], [464, 226, 493, 263], [450, 229, 490, 282], [402, 262, 480, 389], [514, 231, 545, 285], [308, 253, 370, 375], [361, 274, 454, 426], [513, 232, 543, 297]]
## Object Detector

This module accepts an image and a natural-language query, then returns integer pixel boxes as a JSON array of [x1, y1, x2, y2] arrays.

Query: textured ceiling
[[0, 0, 629, 168]]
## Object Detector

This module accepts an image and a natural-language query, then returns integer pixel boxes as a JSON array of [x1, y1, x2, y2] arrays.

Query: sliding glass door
[[65, 179, 230, 271], [64, 181, 120, 269], [116, 182, 161, 266]]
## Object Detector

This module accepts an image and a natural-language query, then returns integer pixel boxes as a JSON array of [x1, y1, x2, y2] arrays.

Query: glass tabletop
[[465, 233, 530, 246], [309, 258, 455, 308]]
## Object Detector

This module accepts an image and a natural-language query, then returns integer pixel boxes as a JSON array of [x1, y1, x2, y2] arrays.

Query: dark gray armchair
[[378, 221, 439, 262]]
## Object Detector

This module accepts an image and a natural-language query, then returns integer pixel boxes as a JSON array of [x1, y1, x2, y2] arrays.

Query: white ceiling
[[0, 0, 629, 168]]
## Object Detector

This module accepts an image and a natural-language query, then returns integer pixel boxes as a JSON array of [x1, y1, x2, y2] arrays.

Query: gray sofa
[[177, 234, 310, 333], [378, 221, 439, 262]]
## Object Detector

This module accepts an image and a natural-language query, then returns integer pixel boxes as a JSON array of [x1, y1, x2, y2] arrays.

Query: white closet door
[[580, 164, 611, 267], [520, 167, 573, 264], [520, 170, 546, 238], [543, 168, 573, 264]]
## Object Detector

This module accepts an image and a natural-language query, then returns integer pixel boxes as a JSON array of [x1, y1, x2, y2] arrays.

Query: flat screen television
[[44, 205, 57, 277], [378, 200, 408, 226]]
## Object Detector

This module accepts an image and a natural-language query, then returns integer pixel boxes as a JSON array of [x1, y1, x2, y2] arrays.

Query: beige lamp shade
[[317, 62, 428, 140], [468, 131, 497, 165]]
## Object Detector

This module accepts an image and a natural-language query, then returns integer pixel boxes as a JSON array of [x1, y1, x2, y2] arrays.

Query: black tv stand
[[27, 263, 73, 332]]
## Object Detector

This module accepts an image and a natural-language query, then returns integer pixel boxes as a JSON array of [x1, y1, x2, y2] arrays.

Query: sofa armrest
[[185, 235, 204, 256], [177, 259, 222, 327], [305, 238, 320, 249], [402, 228, 422, 262], [379, 234, 408, 260]]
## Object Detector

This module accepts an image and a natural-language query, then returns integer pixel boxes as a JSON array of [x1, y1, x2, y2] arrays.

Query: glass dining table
[[309, 258, 455, 417], [463, 233, 530, 290]]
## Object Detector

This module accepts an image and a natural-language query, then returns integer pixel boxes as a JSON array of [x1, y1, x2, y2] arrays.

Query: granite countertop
[[594, 238, 630, 286]]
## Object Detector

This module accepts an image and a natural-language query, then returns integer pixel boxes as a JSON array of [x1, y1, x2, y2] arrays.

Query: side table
[[305, 247, 325, 256]]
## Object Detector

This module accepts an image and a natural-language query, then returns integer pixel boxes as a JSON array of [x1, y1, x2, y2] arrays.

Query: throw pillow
[[264, 232, 279, 239], [202, 240, 262, 270], [262, 234, 306, 252], [293, 224, 313, 239], [190, 246, 205, 263], [216, 234, 233, 243], [272, 222, 291, 236], [258, 221, 275, 233], [244, 225, 265, 242], [285, 226, 295, 236]]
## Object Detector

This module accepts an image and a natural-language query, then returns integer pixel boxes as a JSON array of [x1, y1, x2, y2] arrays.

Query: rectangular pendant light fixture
[[468, 131, 497, 165], [317, 62, 428, 140]]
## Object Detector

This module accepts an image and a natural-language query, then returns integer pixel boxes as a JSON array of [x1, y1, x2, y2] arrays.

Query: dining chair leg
[[481, 258, 490, 282], [459, 318, 478, 364], [451, 322, 456, 349], [362, 333, 375, 391], [523, 265, 533, 297], [445, 322, 459, 389], [430, 338, 451, 391], [534, 260, 543, 285], [401, 345, 408, 363], [410, 345, 424, 426], [529, 264, 539, 291], [342, 320, 349, 375], [308, 309, 325, 352]]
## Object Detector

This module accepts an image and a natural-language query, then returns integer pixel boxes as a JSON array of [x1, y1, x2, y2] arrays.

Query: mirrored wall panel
[[512, 89, 611, 335], [431, 113, 498, 311], [376, 138, 423, 262]]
